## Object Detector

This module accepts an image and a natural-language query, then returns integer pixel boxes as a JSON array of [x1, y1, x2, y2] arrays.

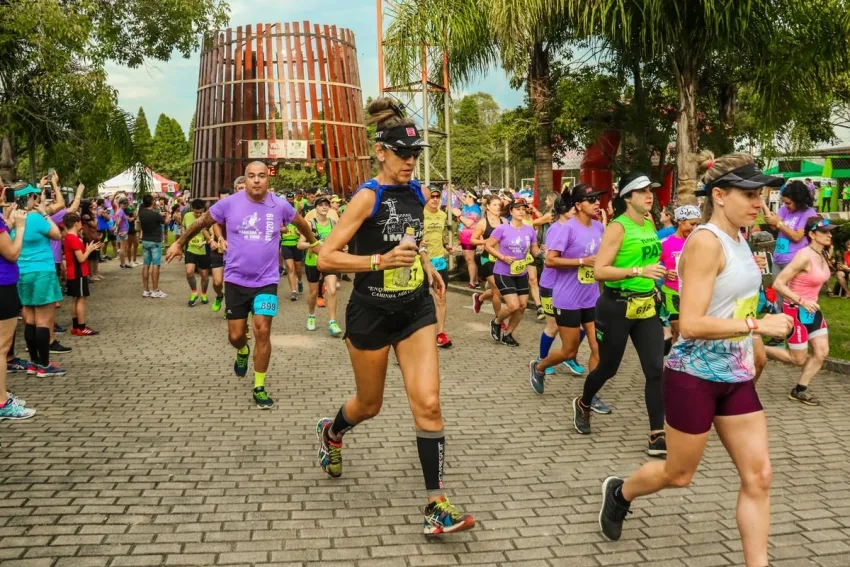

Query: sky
[[105, 0, 524, 135]]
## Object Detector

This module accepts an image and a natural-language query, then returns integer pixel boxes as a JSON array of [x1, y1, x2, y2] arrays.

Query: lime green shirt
[[305, 218, 334, 267], [605, 215, 661, 293], [843, 186, 850, 200], [182, 211, 207, 256], [281, 223, 300, 246]]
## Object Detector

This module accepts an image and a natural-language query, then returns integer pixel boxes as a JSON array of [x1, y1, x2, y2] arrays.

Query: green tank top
[[281, 223, 299, 246], [305, 219, 334, 267], [605, 215, 661, 293]]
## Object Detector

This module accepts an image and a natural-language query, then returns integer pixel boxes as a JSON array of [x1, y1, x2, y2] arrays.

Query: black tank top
[[351, 179, 426, 308], [483, 214, 501, 239]]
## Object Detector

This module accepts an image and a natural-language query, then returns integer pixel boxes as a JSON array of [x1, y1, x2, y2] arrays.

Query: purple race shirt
[[0, 215, 19, 285], [551, 217, 604, 310], [50, 209, 67, 264], [209, 190, 296, 288], [491, 223, 537, 276], [115, 208, 129, 234], [774, 205, 817, 265], [539, 220, 567, 289]]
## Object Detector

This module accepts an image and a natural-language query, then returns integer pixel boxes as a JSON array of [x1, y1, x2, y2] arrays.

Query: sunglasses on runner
[[580, 196, 600, 204], [389, 147, 422, 160]]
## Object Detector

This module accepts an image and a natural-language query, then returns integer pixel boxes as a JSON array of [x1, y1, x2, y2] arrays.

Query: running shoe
[[188, 293, 198, 307], [789, 388, 820, 406], [599, 476, 631, 541], [6, 391, 26, 407], [500, 333, 519, 347], [49, 341, 72, 354], [590, 395, 612, 415], [572, 397, 592, 434], [6, 358, 27, 374], [472, 293, 482, 314], [328, 321, 343, 338], [253, 387, 274, 409], [647, 432, 667, 457], [234, 345, 250, 377], [562, 359, 585, 375], [297, 281, 304, 294], [489, 319, 502, 342], [201, 295, 209, 305], [316, 417, 343, 478], [37, 363, 66, 377], [290, 291, 297, 302], [423, 496, 476, 535], [536, 307, 545, 321], [25, 362, 38, 375], [436, 332, 452, 348], [0, 400, 35, 420], [142, 290, 152, 298], [537, 358, 554, 376], [74, 327, 100, 336], [529, 360, 545, 394], [317, 297, 326, 308], [211, 296, 223, 312], [151, 290, 168, 298], [53, 324, 67, 334], [307, 315, 317, 331]]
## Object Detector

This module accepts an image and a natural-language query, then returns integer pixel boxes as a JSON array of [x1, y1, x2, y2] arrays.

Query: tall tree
[[133, 108, 153, 165]]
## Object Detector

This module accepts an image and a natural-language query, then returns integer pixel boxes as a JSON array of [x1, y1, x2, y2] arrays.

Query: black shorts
[[185, 251, 211, 270], [66, 277, 90, 298], [0, 284, 20, 321], [554, 306, 595, 328], [100, 230, 112, 242], [305, 265, 339, 284], [224, 282, 279, 320], [345, 292, 437, 350], [210, 251, 224, 269], [478, 258, 494, 279], [437, 269, 449, 288], [55, 263, 62, 276], [281, 245, 304, 263], [494, 273, 530, 296]]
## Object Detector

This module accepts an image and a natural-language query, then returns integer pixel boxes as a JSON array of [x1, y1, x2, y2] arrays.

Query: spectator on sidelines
[[114, 199, 132, 269], [140, 195, 168, 298], [81, 201, 103, 281], [63, 213, 100, 335]]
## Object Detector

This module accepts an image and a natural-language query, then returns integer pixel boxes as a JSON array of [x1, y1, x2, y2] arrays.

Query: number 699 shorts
[[224, 282, 279, 320]]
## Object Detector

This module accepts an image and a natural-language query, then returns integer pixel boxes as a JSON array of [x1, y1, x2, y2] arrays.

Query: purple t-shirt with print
[[539, 220, 567, 289], [115, 208, 129, 234], [0, 215, 19, 285], [551, 217, 604, 310], [50, 209, 67, 264], [774, 205, 818, 265], [209, 190, 296, 288], [491, 223, 537, 276]]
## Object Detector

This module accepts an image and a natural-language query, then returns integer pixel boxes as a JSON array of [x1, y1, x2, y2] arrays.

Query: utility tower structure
[[376, 0, 452, 190]]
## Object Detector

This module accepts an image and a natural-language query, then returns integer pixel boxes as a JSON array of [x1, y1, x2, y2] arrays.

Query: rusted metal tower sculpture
[[192, 22, 370, 198]]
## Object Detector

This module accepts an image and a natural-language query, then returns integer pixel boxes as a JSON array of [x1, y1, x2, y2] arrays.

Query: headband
[[674, 205, 701, 222]]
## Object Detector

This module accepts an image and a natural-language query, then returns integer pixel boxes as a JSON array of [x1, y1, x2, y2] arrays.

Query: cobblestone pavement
[[2, 260, 849, 567]]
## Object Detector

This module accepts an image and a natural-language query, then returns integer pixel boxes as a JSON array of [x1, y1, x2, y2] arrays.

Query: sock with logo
[[416, 429, 446, 498]]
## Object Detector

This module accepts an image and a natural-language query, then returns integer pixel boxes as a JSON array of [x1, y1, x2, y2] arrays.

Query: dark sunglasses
[[429, 194, 441, 199], [390, 147, 422, 160], [580, 196, 600, 204]]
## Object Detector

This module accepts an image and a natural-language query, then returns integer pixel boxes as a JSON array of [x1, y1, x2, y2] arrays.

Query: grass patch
[[820, 293, 850, 360]]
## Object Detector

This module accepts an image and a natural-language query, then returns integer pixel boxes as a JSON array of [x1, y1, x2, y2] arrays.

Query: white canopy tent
[[98, 166, 179, 196]]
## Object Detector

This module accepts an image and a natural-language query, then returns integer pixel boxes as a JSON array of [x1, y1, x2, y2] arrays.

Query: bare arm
[[545, 248, 580, 269], [291, 213, 317, 246], [530, 241, 541, 257], [0, 211, 25, 262], [469, 219, 487, 246], [772, 249, 810, 305], [483, 235, 505, 262], [173, 212, 215, 249], [776, 223, 806, 243]]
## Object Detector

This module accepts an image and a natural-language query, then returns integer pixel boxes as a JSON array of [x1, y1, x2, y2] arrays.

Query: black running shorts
[[0, 284, 20, 321], [185, 251, 211, 270], [555, 306, 595, 329], [345, 292, 436, 351], [281, 245, 304, 263], [65, 277, 90, 298], [494, 273, 530, 296], [210, 251, 224, 269], [224, 282, 279, 320]]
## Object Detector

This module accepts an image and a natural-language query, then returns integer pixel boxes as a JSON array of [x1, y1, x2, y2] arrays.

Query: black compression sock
[[794, 384, 808, 393], [330, 406, 356, 440], [24, 324, 36, 362], [416, 430, 445, 498], [35, 327, 51, 366]]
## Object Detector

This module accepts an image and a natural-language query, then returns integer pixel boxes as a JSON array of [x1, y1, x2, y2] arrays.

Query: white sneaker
[[152, 290, 168, 298], [142, 290, 152, 298]]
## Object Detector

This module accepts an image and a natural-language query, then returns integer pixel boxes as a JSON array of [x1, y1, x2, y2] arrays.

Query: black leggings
[[581, 293, 665, 431]]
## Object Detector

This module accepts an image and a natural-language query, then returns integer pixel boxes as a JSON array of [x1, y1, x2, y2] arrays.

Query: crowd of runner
[[2, 97, 844, 561]]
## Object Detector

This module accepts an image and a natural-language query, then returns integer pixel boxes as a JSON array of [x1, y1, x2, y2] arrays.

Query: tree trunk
[[0, 132, 16, 185], [529, 42, 553, 204], [674, 58, 699, 205], [28, 137, 37, 185]]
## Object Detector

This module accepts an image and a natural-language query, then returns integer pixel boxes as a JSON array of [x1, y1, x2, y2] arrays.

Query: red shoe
[[317, 297, 326, 308], [70, 328, 79, 336], [436, 332, 452, 348], [472, 293, 482, 314], [77, 327, 100, 336]]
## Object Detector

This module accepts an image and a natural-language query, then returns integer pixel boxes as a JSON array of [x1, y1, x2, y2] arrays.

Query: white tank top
[[665, 223, 763, 383]]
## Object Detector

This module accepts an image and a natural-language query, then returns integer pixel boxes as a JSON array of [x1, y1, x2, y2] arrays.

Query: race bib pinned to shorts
[[625, 295, 656, 320], [577, 265, 595, 284], [775, 238, 790, 255], [541, 295, 553, 315], [798, 306, 816, 325], [430, 256, 447, 271], [253, 293, 279, 317]]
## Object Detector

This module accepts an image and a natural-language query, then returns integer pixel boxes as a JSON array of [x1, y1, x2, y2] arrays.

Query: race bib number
[[384, 256, 424, 291], [253, 293, 279, 317], [775, 238, 790, 255], [541, 295, 554, 315], [578, 265, 595, 284], [798, 306, 816, 325], [625, 295, 656, 320], [733, 295, 758, 320], [430, 256, 447, 271], [487, 253, 497, 264], [510, 257, 531, 275]]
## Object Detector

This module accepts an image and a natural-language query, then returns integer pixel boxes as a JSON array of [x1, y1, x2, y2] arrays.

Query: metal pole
[[421, 45, 430, 187], [444, 58, 454, 269], [376, 0, 384, 94]]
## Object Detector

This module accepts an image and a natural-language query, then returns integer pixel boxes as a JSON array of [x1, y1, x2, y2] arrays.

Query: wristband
[[579, 258, 584, 266], [370, 254, 378, 271], [375, 254, 382, 267], [745, 317, 758, 332], [419, 247, 428, 254], [631, 266, 639, 277], [309, 241, 321, 248], [637, 266, 644, 277]]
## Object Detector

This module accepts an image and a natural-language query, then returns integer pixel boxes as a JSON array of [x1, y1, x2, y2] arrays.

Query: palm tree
[[384, 0, 574, 202]]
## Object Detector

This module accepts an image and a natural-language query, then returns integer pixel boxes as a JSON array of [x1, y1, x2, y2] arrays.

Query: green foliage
[[150, 114, 190, 188], [268, 168, 327, 191], [133, 108, 153, 165]]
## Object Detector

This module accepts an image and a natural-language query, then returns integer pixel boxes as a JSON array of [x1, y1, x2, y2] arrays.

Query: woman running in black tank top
[[470, 194, 505, 317], [314, 98, 475, 536]]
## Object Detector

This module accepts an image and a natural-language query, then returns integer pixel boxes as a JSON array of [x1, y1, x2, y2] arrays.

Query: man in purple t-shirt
[[114, 199, 131, 269], [166, 162, 316, 410]]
